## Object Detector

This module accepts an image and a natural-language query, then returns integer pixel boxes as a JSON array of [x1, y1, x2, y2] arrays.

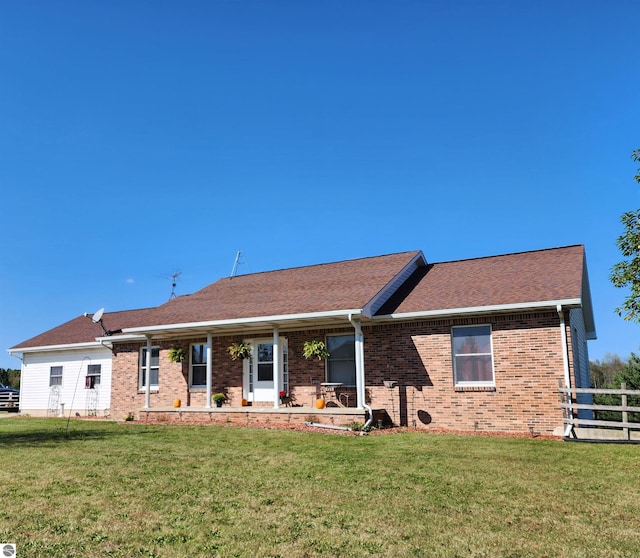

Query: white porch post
[[205, 333, 212, 408], [144, 336, 152, 408], [352, 318, 366, 409], [273, 326, 280, 409]]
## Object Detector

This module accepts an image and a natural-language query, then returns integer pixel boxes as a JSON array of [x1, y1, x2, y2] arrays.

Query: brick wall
[[363, 311, 571, 435], [110, 310, 577, 435]]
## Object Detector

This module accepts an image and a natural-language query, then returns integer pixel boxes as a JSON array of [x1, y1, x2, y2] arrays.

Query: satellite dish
[[91, 308, 104, 324]]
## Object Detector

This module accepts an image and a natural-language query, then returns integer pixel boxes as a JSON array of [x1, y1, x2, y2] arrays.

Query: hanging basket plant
[[168, 345, 187, 363], [227, 341, 252, 361], [303, 339, 330, 361]]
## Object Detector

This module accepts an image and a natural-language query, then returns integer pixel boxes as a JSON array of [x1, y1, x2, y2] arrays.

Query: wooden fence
[[559, 381, 640, 441]]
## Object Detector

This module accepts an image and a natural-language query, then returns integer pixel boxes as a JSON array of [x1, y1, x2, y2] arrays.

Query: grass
[[1, 418, 639, 557]]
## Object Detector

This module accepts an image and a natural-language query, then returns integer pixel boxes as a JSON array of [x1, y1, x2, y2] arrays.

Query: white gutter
[[7, 341, 105, 354], [349, 313, 373, 430], [379, 298, 583, 322], [95, 334, 146, 343], [122, 309, 363, 336], [557, 304, 574, 436]]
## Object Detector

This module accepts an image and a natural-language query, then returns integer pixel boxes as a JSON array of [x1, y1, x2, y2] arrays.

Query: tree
[[590, 353, 626, 388], [0, 368, 20, 390], [593, 352, 640, 423], [610, 149, 640, 320]]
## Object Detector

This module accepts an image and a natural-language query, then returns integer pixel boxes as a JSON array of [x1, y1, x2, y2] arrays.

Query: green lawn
[[1, 418, 639, 557]]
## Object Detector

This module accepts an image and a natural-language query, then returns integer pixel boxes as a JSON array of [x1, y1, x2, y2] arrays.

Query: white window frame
[[50, 366, 63, 387], [451, 324, 495, 386], [87, 364, 101, 386], [139, 346, 160, 390], [190, 343, 208, 389], [325, 334, 356, 386]]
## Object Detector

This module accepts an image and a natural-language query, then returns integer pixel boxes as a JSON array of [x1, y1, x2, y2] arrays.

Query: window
[[190, 344, 207, 388], [139, 347, 160, 389], [326, 334, 356, 385], [50, 366, 63, 387], [257, 343, 274, 381], [87, 364, 101, 386], [452, 325, 494, 385]]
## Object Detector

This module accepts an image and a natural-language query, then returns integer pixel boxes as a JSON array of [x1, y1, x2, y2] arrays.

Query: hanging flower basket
[[303, 339, 330, 361], [168, 345, 187, 363], [228, 341, 252, 361]]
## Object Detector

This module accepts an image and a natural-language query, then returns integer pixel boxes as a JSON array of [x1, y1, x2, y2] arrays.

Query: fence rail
[[558, 382, 640, 441]]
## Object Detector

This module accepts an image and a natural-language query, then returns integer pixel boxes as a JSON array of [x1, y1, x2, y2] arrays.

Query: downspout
[[557, 305, 574, 436], [349, 313, 373, 430]]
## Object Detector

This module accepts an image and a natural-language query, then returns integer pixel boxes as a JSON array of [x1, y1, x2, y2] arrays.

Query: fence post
[[622, 382, 629, 441]]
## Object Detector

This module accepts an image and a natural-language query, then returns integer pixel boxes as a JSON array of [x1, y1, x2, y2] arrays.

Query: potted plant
[[303, 339, 330, 361], [168, 345, 187, 363], [212, 393, 227, 407], [227, 341, 252, 361]]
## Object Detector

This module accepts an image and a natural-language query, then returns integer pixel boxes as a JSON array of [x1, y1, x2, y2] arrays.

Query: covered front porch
[[114, 311, 374, 425]]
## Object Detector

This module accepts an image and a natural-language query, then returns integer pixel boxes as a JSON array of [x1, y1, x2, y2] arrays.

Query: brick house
[[8, 245, 595, 436]]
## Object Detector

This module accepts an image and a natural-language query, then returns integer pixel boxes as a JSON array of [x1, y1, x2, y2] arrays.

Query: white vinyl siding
[[20, 348, 112, 415]]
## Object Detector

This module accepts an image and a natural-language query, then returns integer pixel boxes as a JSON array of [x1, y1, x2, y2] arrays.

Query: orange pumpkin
[[173, 398, 181, 408], [315, 398, 326, 409], [241, 399, 249, 407]]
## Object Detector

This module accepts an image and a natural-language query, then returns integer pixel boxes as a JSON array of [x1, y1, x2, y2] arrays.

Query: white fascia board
[[122, 309, 364, 335], [95, 334, 147, 343], [376, 298, 583, 321], [7, 341, 104, 354]]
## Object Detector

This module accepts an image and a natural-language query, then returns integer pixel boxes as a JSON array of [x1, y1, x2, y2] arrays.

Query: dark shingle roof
[[10, 308, 157, 350], [10, 246, 592, 349], [377, 245, 586, 315], [135, 251, 423, 327]]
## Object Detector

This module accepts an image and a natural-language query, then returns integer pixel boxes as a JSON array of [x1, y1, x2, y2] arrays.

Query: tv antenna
[[230, 250, 250, 277], [167, 270, 181, 299], [84, 308, 122, 336], [156, 270, 181, 300]]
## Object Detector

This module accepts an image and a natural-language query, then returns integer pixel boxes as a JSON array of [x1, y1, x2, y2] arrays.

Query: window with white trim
[[139, 347, 160, 389], [50, 366, 63, 387], [452, 325, 494, 385], [326, 334, 356, 385], [190, 344, 207, 388], [87, 364, 101, 386]]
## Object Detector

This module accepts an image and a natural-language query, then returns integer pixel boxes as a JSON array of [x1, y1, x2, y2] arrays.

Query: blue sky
[[1, 0, 639, 370]]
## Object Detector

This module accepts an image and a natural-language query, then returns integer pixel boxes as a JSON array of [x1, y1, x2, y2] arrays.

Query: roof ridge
[[432, 244, 583, 266], [216, 250, 422, 280]]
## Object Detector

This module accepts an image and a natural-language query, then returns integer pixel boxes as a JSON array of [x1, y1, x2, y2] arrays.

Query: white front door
[[253, 342, 275, 401], [244, 339, 288, 402]]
